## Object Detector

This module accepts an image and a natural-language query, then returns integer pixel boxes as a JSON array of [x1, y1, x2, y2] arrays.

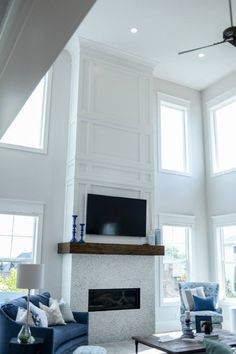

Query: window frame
[[0, 199, 44, 266], [212, 213, 236, 302], [207, 89, 236, 176], [157, 92, 191, 177], [0, 70, 52, 154], [158, 213, 194, 307]]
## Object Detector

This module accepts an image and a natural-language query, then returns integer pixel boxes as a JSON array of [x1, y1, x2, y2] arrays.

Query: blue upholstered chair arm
[[73, 311, 89, 324], [215, 307, 222, 314]]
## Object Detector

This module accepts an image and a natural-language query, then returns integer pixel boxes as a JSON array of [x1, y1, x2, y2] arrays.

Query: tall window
[[216, 224, 236, 299], [210, 97, 236, 174], [0, 200, 43, 301], [0, 74, 49, 152], [159, 213, 194, 305], [158, 94, 190, 174]]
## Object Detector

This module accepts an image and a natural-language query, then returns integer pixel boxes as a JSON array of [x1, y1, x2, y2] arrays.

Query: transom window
[[0, 74, 49, 152], [158, 94, 190, 175], [210, 97, 236, 174]]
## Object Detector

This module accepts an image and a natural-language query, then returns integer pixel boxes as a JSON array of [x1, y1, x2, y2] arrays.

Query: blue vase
[[78, 223, 85, 243], [70, 215, 78, 242]]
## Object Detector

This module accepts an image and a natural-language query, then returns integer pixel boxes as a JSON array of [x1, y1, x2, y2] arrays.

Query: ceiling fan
[[178, 0, 236, 55]]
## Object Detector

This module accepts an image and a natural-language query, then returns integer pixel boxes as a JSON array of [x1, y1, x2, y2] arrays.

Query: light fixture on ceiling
[[130, 27, 138, 34], [198, 53, 205, 58], [179, 0, 236, 55]]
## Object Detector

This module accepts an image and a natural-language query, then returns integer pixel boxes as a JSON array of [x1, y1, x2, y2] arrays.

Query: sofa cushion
[[39, 300, 65, 326], [16, 307, 37, 326], [29, 292, 50, 307], [2, 296, 27, 320], [52, 323, 88, 350]]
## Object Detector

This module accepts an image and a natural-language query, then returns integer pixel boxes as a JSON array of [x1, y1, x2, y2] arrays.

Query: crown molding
[[79, 37, 157, 75]]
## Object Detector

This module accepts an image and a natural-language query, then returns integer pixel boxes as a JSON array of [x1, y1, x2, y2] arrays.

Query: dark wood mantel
[[57, 242, 164, 256]]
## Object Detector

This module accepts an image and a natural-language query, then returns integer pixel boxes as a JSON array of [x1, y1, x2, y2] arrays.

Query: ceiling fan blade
[[178, 40, 227, 55], [229, 0, 233, 27]]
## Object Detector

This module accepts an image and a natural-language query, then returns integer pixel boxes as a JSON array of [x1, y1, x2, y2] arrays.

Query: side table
[[9, 337, 44, 354]]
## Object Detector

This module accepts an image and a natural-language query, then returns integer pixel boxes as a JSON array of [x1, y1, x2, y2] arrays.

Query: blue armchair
[[178, 282, 223, 330], [0, 293, 89, 354]]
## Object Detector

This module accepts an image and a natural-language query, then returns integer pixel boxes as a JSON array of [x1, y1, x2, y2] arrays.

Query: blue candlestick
[[78, 223, 85, 243], [70, 215, 78, 242]]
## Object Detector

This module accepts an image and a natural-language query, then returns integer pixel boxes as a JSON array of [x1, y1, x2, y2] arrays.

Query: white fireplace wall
[[70, 254, 156, 343]]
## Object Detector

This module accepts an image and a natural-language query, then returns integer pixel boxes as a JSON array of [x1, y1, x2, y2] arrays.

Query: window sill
[[159, 168, 192, 178], [211, 168, 236, 177], [0, 142, 47, 155]]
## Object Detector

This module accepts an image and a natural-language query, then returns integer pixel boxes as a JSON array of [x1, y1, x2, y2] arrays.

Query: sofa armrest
[[31, 326, 54, 354], [73, 311, 89, 324]]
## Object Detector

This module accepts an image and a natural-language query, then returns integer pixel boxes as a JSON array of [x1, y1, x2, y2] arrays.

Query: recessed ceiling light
[[198, 53, 205, 58], [130, 27, 138, 34]]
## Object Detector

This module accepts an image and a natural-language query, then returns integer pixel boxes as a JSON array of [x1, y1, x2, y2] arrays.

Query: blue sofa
[[0, 292, 89, 354]]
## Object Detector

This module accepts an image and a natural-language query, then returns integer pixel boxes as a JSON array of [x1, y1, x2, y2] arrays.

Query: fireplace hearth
[[88, 288, 140, 311]]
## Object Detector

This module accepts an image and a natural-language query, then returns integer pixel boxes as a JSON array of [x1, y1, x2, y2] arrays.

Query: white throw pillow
[[16, 307, 36, 327], [29, 302, 48, 327], [182, 286, 205, 310], [49, 297, 75, 323], [39, 299, 66, 326], [59, 298, 76, 323]]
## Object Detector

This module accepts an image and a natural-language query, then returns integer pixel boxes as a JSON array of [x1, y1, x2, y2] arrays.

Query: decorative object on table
[[70, 214, 78, 242], [195, 315, 212, 333], [201, 320, 213, 335], [78, 223, 85, 243], [181, 310, 195, 339], [147, 230, 155, 245], [155, 229, 161, 245], [16, 264, 45, 344]]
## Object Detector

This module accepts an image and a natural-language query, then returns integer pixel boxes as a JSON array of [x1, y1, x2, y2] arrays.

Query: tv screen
[[86, 194, 146, 237]]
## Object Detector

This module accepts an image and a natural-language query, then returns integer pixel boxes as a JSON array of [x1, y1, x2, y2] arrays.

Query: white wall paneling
[[61, 40, 207, 337]]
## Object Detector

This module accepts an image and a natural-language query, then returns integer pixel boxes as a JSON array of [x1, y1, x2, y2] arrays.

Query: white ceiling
[[78, 0, 236, 90]]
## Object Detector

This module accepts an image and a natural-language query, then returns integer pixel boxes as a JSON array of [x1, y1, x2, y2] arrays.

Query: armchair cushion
[[182, 286, 205, 310], [193, 295, 215, 311]]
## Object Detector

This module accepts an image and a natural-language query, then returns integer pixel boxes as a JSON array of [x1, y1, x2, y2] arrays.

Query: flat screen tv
[[86, 194, 146, 237]]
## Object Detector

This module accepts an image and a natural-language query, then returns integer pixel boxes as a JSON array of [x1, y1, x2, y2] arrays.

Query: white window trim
[[207, 87, 236, 176], [0, 70, 52, 155], [212, 213, 236, 302], [0, 198, 44, 264], [157, 92, 192, 177], [158, 213, 195, 307]]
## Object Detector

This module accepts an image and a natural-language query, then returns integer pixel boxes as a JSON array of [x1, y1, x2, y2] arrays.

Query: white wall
[[202, 71, 236, 217], [0, 50, 71, 297], [201, 70, 236, 329], [153, 78, 208, 331]]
